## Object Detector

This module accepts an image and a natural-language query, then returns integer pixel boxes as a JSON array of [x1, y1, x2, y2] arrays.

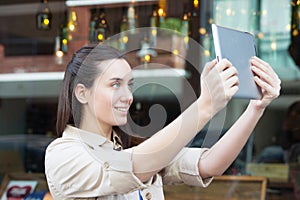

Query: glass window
[[212, 0, 300, 80]]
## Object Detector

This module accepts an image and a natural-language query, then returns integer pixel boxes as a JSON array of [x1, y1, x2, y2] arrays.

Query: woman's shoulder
[[46, 136, 78, 150], [46, 125, 105, 153], [45, 135, 88, 165]]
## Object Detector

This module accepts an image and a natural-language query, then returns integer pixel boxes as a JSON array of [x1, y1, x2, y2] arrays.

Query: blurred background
[[0, 0, 300, 199]]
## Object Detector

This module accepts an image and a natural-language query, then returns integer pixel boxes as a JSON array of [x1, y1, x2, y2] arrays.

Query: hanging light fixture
[[36, 0, 52, 30]]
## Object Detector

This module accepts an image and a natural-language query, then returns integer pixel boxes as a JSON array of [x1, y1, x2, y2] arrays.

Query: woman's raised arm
[[131, 59, 239, 182], [198, 56, 281, 178]]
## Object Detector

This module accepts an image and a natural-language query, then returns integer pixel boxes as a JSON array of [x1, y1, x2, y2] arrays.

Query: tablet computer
[[212, 24, 262, 99]]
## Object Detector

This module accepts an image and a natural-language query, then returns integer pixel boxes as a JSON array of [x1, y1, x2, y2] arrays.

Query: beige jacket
[[45, 126, 213, 200]]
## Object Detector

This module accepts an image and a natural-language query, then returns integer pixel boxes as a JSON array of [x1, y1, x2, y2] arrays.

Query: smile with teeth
[[115, 107, 128, 112]]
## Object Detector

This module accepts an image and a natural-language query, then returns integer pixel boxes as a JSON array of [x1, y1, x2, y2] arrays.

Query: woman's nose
[[120, 87, 133, 105]]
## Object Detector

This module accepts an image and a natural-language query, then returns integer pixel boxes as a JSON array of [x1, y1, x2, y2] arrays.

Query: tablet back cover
[[212, 24, 261, 99]]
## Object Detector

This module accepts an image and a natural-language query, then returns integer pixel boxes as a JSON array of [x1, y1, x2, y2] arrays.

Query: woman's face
[[88, 58, 133, 129]]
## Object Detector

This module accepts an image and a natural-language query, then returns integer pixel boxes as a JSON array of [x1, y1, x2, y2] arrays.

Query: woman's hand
[[199, 59, 239, 117], [250, 56, 281, 110]]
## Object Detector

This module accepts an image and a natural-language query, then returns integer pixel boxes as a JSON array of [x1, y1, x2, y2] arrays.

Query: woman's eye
[[112, 82, 120, 88], [128, 82, 134, 91]]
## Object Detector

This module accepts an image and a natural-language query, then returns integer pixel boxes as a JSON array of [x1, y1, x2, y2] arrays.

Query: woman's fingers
[[216, 59, 239, 98], [251, 57, 280, 84], [215, 58, 233, 72], [202, 59, 217, 77], [220, 66, 239, 99], [249, 57, 281, 109], [221, 65, 238, 83], [200, 58, 239, 115], [251, 57, 281, 96]]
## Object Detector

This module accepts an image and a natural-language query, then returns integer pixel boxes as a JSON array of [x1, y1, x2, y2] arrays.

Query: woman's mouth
[[114, 107, 129, 114]]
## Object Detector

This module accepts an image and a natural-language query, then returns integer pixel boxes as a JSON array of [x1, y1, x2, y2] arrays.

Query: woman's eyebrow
[[110, 78, 123, 81], [109, 77, 134, 82]]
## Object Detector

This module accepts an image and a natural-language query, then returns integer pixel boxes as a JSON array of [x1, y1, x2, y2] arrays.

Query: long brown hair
[[56, 44, 145, 148]]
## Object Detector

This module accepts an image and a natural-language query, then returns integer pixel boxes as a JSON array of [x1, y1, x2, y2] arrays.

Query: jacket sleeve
[[161, 147, 213, 187]]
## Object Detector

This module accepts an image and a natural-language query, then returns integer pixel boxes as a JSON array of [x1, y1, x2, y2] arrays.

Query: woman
[[45, 44, 281, 199]]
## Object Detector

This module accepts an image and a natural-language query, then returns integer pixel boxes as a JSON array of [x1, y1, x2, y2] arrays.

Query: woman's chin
[[113, 118, 128, 126]]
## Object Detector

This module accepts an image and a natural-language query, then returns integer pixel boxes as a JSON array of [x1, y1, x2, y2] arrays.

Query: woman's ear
[[74, 83, 89, 104]]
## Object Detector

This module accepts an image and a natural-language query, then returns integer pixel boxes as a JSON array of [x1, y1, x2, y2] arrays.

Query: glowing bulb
[[144, 55, 151, 63], [184, 36, 189, 44], [257, 32, 264, 39], [173, 49, 179, 55], [67, 11, 77, 32], [262, 9, 267, 16], [204, 50, 210, 57], [194, 0, 199, 8], [158, 8, 164, 17], [199, 28, 206, 35], [43, 18, 49, 25], [183, 14, 188, 20], [293, 29, 299, 36], [286, 24, 291, 32], [151, 29, 157, 36], [71, 11, 77, 21], [98, 34, 104, 41], [56, 50, 64, 58], [270, 41, 277, 51], [226, 8, 232, 16], [62, 39, 68, 45], [68, 23, 75, 31], [122, 36, 129, 43]]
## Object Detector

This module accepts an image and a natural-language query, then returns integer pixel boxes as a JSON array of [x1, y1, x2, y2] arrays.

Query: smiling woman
[[78, 58, 134, 136], [44, 43, 281, 200], [55, 44, 131, 137]]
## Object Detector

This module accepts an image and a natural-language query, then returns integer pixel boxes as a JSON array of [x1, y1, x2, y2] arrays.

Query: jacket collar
[[63, 125, 122, 150]]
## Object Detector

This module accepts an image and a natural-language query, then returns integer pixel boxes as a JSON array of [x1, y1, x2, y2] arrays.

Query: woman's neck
[[80, 105, 113, 140], [80, 120, 112, 140]]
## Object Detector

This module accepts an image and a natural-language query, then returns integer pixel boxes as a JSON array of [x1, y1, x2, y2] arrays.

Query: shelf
[[0, 68, 189, 99], [66, 0, 158, 7]]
